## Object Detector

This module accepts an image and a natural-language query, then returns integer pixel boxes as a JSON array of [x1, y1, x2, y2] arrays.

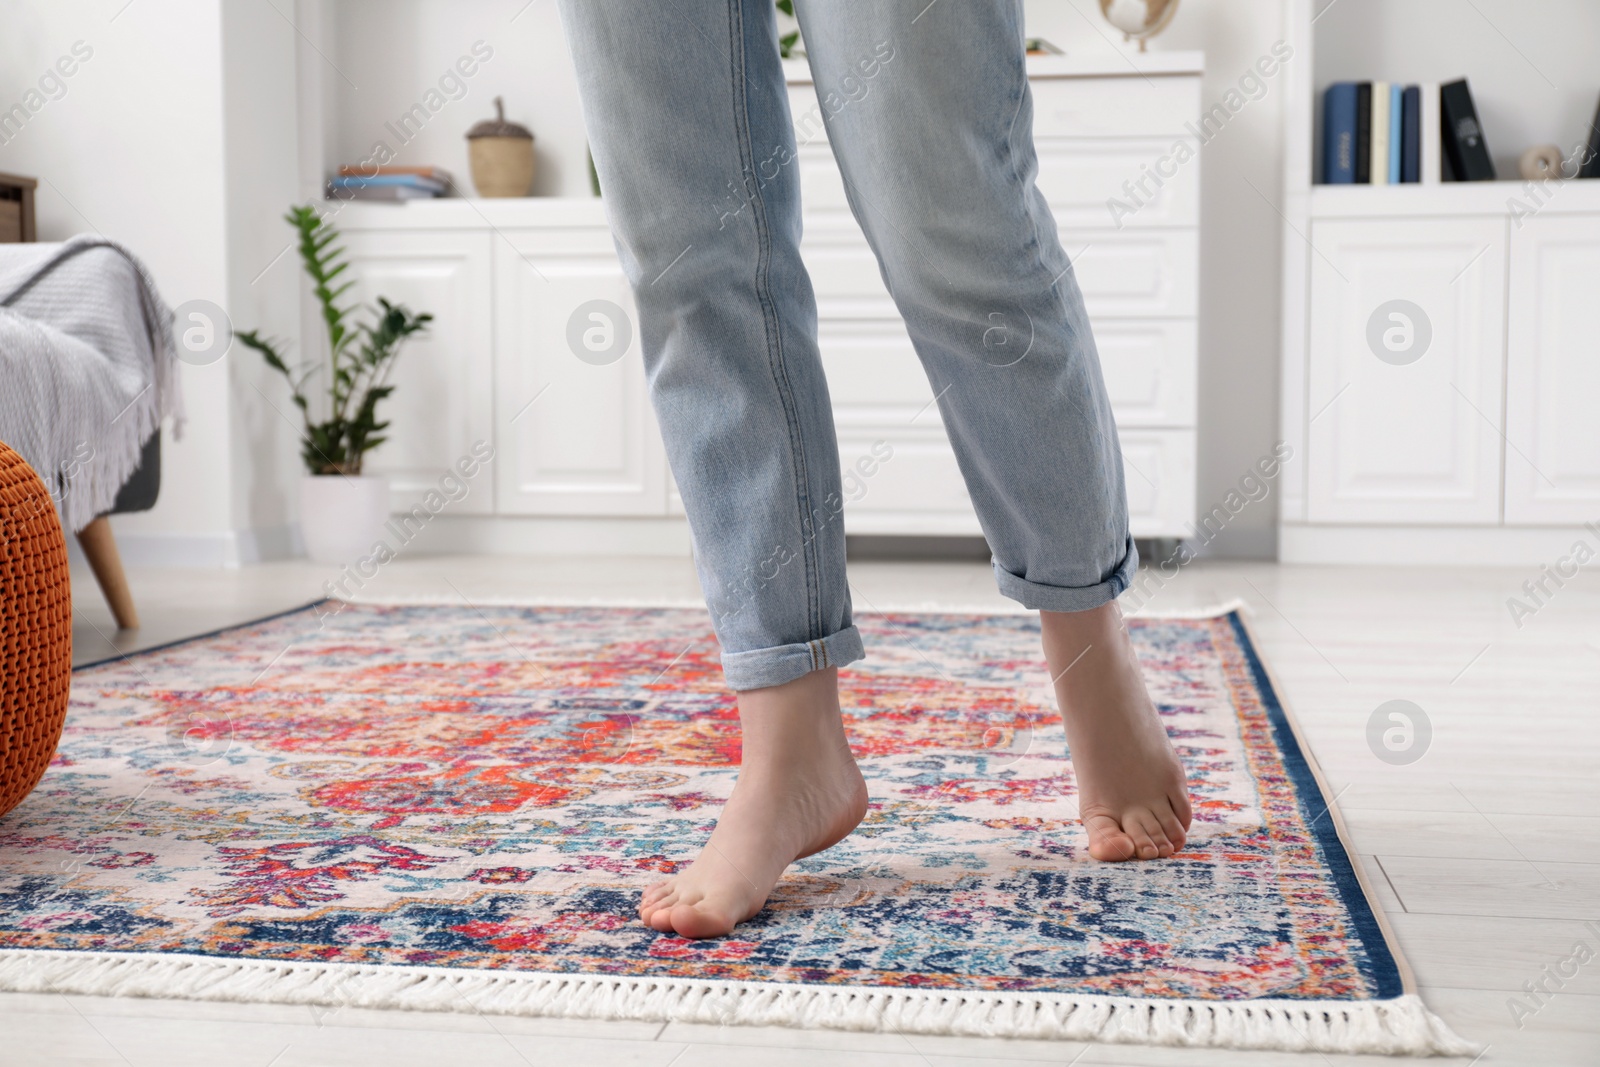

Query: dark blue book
[[1355, 83, 1372, 183], [1324, 82, 1358, 183], [1401, 85, 1421, 182]]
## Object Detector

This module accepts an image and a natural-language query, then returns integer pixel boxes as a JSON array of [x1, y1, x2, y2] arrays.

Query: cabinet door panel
[[1306, 218, 1507, 524], [1505, 216, 1600, 524], [339, 230, 494, 513], [493, 232, 666, 515]]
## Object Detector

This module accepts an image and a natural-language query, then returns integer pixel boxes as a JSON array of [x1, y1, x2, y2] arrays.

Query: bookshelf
[[1277, 0, 1600, 564]]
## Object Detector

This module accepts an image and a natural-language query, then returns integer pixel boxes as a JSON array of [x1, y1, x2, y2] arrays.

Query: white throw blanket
[[0, 236, 184, 533]]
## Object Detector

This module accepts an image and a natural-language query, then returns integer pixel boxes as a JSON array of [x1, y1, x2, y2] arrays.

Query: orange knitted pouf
[[0, 442, 72, 819]]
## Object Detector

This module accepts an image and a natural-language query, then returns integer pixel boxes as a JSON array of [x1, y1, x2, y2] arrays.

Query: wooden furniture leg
[[76, 516, 139, 629]]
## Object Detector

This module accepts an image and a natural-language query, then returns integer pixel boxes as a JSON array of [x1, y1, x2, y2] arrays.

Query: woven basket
[[0, 441, 72, 818]]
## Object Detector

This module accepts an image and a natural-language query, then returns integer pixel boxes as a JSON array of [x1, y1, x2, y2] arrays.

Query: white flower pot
[[299, 474, 390, 565]]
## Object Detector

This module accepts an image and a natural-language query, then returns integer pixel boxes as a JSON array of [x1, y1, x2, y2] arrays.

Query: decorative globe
[[1099, 0, 1181, 52]]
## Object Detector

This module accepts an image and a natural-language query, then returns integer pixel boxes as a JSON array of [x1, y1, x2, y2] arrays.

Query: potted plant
[[238, 206, 431, 565]]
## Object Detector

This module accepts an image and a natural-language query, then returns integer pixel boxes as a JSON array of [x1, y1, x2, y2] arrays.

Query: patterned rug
[[0, 601, 1469, 1054]]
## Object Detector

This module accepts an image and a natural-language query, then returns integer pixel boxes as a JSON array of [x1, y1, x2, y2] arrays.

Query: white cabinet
[[339, 229, 495, 513], [1506, 215, 1600, 524], [1305, 217, 1507, 525], [492, 227, 666, 516], [1276, 0, 1600, 564], [786, 54, 1204, 539]]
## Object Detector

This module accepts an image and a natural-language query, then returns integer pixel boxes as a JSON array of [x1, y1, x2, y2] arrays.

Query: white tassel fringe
[[0, 950, 1476, 1056]]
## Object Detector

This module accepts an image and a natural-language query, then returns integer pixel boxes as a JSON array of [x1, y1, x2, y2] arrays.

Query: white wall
[[0, 0, 237, 555], [0, 0, 305, 565], [221, 0, 303, 556]]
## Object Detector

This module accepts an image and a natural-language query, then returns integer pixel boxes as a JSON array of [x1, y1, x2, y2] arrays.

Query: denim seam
[[727, 0, 824, 643]]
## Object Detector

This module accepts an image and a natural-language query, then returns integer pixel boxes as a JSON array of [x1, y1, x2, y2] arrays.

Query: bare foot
[[639, 667, 868, 938], [1041, 602, 1192, 862]]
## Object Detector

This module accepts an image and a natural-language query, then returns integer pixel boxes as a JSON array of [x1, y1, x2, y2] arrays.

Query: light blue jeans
[[558, 0, 1136, 691]]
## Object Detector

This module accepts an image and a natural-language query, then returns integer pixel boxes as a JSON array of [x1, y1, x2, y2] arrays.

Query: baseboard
[[80, 526, 300, 569], [1280, 522, 1600, 566], [1183, 525, 1280, 561], [96, 517, 697, 567], [379, 514, 696, 558]]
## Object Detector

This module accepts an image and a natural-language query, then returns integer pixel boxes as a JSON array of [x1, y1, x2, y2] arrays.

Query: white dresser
[[330, 52, 1203, 548], [784, 53, 1203, 538]]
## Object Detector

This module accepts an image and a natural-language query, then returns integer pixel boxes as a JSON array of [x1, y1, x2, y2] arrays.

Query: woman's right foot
[[1041, 602, 1193, 862], [639, 667, 868, 939]]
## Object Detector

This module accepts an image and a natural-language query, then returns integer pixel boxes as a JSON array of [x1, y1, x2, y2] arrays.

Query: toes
[[669, 902, 738, 940], [639, 884, 680, 927], [1169, 784, 1194, 829], [1084, 813, 1137, 862], [1126, 812, 1168, 860], [1157, 807, 1188, 853]]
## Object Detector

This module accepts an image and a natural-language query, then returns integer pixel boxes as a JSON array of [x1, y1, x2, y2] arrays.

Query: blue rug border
[[59, 600, 1407, 1002], [1223, 609, 1405, 1000]]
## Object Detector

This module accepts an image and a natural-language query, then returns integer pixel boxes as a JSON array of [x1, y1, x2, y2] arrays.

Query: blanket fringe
[[0, 950, 1476, 1056]]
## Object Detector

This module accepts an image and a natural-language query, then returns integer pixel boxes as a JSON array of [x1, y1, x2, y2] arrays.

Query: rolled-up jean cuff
[[720, 624, 866, 691], [992, 535, 1139, 613]]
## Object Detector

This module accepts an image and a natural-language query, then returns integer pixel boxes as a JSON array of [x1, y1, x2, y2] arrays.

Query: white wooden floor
[[8, 554, 1597, 1066]]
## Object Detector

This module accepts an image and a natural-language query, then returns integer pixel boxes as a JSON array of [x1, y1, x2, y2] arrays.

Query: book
[[1581, 93, 1600, 179], [1401, 85, 1421, 183], [1370, 80, 1391, 185], [1440, 79, 1495, 180], [1355, 83, 1372, 183], [1324, 83, 1359, 183], [1420, 82, 1442, 184], [329, 174, 447, 194], [338, 164, 456, 185], [1388, 84, 1403, 183], [325, 181, 437, 201]]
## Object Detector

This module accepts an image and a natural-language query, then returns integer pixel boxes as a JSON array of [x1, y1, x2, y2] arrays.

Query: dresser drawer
[[830, 424, 1196, 539], [801, 227, 1196, 321], [1030, 75, 1201, 138], [1065, 230, 1198, 318], [1035, 136, 1200, 230], [836, 426, 981, 535], [795, 128, 1200, 232], [1096, 319, 1197, 427], [788, 72, 1200, 141], [1120, 428, 1197, 538]]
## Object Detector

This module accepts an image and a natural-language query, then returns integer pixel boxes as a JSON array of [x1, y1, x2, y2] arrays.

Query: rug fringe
[[339, 593, 1252, 621], [0, 950, 1476, 1056]]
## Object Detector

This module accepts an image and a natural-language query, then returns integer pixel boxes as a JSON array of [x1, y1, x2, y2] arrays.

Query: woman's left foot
[[1041, 602, 1192, 862]]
